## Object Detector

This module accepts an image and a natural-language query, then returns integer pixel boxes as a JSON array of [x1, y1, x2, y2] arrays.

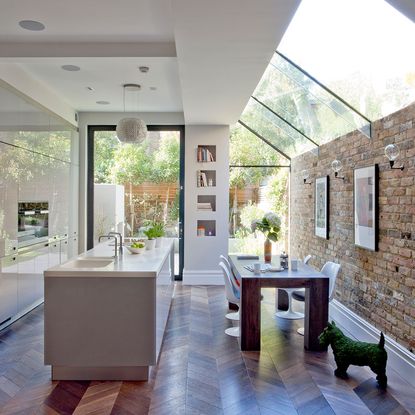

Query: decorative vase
[[264, 238, 272, 263], [146, 239, 156, 250]]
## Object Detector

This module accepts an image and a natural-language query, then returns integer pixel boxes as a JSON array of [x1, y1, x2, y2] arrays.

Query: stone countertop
[[44, 238, 174, 278]]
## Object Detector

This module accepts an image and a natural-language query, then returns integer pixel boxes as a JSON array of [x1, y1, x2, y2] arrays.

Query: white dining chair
[[294, 261, 341, 335], [275, 255, 312, 320], [219, 255, 240, 321], [219, 262, 240, 337]]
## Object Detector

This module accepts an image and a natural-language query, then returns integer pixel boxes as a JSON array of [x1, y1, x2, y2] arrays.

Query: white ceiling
[[0, 0, 302, 124], [0, 0, 174, 42], [12, 57, 182, 112]]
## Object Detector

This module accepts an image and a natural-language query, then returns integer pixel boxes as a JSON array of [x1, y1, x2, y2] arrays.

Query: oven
[[18, 201, 49, 247]]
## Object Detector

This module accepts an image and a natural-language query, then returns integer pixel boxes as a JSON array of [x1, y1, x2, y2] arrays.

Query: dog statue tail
[[379, 332, 385, 349]]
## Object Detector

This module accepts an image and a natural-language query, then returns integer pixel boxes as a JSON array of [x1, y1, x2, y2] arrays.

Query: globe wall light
[[331, 159, 345, 180], [384, 144, 404, 170], [302, 169, 312, 185]]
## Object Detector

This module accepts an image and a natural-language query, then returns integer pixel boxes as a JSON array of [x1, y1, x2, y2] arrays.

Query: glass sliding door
[[87, 125, 184, 279]]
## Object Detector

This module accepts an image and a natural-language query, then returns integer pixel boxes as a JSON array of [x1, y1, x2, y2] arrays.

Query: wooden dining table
[[229, 255, 329, 352]]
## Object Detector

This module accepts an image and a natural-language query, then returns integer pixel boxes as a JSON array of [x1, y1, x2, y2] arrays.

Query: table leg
[[304, 278, 329, 351], [276, 289, 289, 311], [241, 278, 261, 351]]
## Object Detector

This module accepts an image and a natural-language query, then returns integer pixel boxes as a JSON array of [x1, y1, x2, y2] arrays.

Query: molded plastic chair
[[219, 255, 240, 321], [294, 261, 341, 335], [219, 262, 240, 337], [275, 255, 312, 320]]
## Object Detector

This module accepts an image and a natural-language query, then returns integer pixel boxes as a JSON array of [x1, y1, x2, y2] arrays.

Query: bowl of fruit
[[126, 240, 146, 254]]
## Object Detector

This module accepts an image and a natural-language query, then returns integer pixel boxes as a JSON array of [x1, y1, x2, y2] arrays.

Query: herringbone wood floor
[[0, 284, 414, 415]]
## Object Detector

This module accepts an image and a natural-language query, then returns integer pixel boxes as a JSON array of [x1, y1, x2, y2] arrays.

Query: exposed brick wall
[[290, 103, 415, 352]]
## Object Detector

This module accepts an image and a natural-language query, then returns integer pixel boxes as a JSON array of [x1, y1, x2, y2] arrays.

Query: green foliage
[[94, 131, 119, 183], [239, 202, 264, 232], [151, 221, 165, 238], [143, 226, 159, 240], [252, 212, 281, 242], [152, 132, 180, 183], [110, 142, 152, 185]]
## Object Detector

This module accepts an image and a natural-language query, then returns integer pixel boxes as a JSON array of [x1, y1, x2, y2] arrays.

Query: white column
[[183, 125, 229, 285]]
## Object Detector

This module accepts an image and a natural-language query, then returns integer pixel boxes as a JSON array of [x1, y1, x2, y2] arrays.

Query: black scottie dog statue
[[319, 321, 387, 388]]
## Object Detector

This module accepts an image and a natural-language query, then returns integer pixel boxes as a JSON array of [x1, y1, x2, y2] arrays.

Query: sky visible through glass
[[278, 0, 415, 120]]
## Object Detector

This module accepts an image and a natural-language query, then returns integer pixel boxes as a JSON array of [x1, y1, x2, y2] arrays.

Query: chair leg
[[226, 311, 240, 321], [275, 290, 304, 320]]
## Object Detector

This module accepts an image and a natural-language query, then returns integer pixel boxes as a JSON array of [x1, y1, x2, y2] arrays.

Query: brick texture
[[290, 103, 415, 352]]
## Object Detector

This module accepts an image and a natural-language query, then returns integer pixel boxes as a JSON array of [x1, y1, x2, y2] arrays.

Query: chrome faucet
[[98, 234, 118, 257], [108, 231, 123, 255]]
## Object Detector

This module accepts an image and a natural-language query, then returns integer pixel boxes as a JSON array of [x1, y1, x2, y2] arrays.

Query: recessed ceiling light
[[139, 66, 150, 73], [86, 86, 94, 91], [18, 20, 45, 31], [61, 65, 80, 72], [96, 101, 110, 105]]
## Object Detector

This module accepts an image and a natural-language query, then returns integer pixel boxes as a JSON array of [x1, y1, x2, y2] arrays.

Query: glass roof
[[278, 0, 415, 120]]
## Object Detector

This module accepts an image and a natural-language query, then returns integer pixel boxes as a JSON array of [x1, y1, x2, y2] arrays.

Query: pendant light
[[116, 84, 147, 144]]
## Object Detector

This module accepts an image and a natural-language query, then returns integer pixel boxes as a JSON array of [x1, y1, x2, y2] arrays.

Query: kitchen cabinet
[[49, 160, 70, 239], [0, 143, 18, 257], [48, 241, 60, 269], [60, 238, 69, 263], [17, 243, 48, 313], [0, 255, 18, 325]]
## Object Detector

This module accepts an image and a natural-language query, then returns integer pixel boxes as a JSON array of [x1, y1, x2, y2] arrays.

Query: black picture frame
[[315, 175, 329, 239], [353, 164, 379, 251]]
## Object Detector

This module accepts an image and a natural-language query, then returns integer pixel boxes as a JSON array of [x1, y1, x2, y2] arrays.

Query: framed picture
[[315, 176, 329, 239], [354, 164, 378, 251]]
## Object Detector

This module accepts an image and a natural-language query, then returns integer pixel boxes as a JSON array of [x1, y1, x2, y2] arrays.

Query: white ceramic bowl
[[126, 245, 146, 254]]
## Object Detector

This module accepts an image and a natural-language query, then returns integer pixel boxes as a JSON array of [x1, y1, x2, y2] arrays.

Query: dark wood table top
[[229, 255, 328, 283]]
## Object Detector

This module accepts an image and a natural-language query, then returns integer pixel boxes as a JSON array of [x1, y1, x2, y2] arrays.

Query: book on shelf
[[197, 202, 213, 211], [197, 147, 215, 162], [197, 170, 208, 187]]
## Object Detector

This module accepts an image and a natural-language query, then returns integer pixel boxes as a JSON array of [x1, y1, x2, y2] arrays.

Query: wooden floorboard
[[0, 285, 413, 415]]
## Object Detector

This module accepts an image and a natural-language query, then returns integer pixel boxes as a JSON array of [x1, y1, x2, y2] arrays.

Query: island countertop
[[44, 237, 175, 381], [44, 238, 174, 278]]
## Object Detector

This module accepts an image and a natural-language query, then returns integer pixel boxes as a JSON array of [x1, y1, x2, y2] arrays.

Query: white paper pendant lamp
[[116, 84, 147, 144]]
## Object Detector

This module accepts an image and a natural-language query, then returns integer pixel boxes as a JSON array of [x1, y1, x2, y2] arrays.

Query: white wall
[[0, 65, 77, 127], [183, 125, 229, 285], [77, 111, 185, 253]]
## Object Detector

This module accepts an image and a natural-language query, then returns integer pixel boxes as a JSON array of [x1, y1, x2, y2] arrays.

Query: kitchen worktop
[[45, 238, 174, 278]]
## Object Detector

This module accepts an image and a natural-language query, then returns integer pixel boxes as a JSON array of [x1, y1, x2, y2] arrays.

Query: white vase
[[155, 237, 163, 248], [146, 239, 156, 250]]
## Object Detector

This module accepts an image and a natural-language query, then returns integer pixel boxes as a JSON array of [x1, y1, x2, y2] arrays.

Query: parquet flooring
[[0, 284, 414, 415]]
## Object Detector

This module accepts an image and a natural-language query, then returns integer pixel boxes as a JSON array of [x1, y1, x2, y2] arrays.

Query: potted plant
[[251, 212, 281, 263], [143, 226, 158, 250], [152, 221, 165, 247]]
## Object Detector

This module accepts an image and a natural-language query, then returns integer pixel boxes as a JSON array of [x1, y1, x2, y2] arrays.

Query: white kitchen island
[[44, 239, 174, 381]]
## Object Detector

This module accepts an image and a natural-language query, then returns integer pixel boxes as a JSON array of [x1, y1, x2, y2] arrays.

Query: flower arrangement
[[251, 212, 281, 242]]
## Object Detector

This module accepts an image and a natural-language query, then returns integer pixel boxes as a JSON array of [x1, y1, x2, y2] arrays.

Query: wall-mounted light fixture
[[331, 159, 345, 180], [384, 144, 404, 170], [302, 169, 312, 185]]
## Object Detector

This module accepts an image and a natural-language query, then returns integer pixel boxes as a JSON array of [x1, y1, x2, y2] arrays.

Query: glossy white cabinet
[[0, 143, 18, 257], [17, 243, 48, 314], [49, 160, 70, 239], [60, 238, 69, 264], [0, 255, 18, 325], [48, 241, 60, 269]]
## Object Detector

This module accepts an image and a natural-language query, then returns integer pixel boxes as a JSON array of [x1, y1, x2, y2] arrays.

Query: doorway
[[87, 125, 185, 279]]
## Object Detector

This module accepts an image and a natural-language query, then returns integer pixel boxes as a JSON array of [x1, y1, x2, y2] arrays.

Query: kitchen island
[[44, 239, 174, 381]]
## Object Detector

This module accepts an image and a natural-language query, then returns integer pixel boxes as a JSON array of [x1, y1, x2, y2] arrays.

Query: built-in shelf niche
[[197, 195, 216, 212], [197, 220, 216, 237], [197, 145, 216, 163], [197, 170, 216, 187]]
